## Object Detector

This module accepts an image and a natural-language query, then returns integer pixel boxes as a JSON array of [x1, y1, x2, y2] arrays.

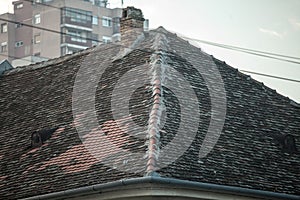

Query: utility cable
[[1, 41, 299, 83], [22, 0, 300, 63], [180, 36, 300, 65], [0, 17, 103, 43], [240, 70, 300, 83], [0, 5, 299, 82]]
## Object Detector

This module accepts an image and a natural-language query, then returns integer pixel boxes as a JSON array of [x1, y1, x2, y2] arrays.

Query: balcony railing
[[62, 35, 92, 47]]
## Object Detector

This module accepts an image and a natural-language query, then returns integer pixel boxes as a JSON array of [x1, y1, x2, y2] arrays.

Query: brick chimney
[[120, 7, 145, 46]]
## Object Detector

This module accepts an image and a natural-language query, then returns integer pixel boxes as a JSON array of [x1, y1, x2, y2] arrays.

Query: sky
[[0, 0, 300, 102]]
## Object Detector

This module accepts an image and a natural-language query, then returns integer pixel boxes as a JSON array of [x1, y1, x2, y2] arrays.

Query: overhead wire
[[180, 36, 300, 65], [22, 0, 300, 64], [0, 1, 299, 83], [240, 70, 300, 83], [0, 17, 103, 43], [180, 36, 300, 61], [15, 1, 300, 64], [2, 41, 300, 84]]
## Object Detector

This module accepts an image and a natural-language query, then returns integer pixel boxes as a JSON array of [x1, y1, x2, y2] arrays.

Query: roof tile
[[0, 27, 299, 199]]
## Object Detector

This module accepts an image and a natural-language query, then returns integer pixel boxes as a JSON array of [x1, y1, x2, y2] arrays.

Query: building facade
[[0, 0, 126, 66], [0, 13, 16, 63]]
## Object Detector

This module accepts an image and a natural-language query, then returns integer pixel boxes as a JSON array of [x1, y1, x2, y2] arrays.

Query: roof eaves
[[21, 177, 300, 200], [2, 45, 100, 77]]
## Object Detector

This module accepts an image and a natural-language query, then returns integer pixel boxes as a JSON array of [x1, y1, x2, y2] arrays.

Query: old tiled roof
[[0, 27, 299, 199]]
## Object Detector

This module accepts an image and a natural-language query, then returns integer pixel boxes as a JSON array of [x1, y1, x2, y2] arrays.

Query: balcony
[[62, 16, 92, 29], [62, 35, 92, 47], [61, 7, 93, 29]]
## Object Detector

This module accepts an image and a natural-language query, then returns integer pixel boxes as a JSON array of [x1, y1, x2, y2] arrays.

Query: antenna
[[121, 0, 124, 8]]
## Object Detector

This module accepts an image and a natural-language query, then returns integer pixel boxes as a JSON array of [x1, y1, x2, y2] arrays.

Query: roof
[[0, 27, 299, 199]]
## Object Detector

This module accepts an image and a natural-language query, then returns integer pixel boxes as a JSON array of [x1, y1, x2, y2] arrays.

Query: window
[[92, 16, 98, 25], [112, 17, 120, 34], [16, 3, 23, 9], [92, 33, 98, 46], [34, 14, 41, 24], [15, 41, 23, 47], [102, 36, 111, 43], [67, 29, 87, 43], [1, 42, 7, 52], [63, 7, 92, 24], [102, 17, 112, 27], [34, 34, 41, 44], [1, 23, 7, 33]]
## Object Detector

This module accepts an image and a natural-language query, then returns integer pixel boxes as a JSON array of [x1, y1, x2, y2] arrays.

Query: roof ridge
[[145, 32, 170, 176]]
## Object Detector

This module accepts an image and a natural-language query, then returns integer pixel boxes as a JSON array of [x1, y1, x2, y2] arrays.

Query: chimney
[[120, 7, 145, 46]]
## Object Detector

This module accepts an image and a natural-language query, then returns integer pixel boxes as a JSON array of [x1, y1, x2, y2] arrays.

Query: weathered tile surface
[[0, 27, 299, 199]]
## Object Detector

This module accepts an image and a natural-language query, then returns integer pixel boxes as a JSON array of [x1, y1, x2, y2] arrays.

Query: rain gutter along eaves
[[21, 176, 300, 200]]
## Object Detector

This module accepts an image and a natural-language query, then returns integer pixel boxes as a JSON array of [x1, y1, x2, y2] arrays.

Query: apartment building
[[0, 13, 16, 63], [0, 0, 129, 66]]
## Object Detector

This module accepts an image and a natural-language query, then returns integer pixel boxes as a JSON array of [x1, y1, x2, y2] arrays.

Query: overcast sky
[[1, 0, 300, 102]]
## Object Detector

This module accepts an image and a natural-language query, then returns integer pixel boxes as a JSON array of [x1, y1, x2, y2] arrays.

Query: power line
[[1, 44, 299, 84], [2, 50, 299, 84], [0, 3, 299, 82], [16, 0, 300, 65], [182, 36, 300, 61], [0, 17, 103, 43], [180, 35, 300, 65], [240, 70, 300, 83]]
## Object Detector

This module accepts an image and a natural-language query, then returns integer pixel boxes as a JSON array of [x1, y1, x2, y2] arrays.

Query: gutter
[[22, 176, 299, 200]]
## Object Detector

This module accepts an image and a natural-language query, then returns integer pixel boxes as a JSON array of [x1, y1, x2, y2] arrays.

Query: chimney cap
[[122, 6, 144, 21]]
